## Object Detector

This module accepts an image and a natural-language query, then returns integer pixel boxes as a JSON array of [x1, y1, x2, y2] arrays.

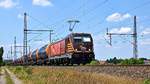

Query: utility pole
[[49, 31, 53, 44], [106, 16, 138, 59], [68, 20, 80, 32], [10, 45, 13, 59], [23, 12, 54, 64], [49, 31, 54, 59], [14, 37, 17, 61], [23, 12, 28, 64], [133, 16, 138, 59]]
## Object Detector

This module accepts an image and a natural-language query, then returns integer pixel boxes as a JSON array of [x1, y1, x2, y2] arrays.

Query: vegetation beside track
[[4, 68, 14, 84], [7, 66, 144, 84], [0, 47, 4, 66], [106, 57, 146, 65], [144, 79, 150, 84], [87, 60, 99, 65]]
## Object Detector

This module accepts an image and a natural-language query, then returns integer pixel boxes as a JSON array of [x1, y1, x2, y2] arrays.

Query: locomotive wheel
[[70, 59, 74, 66], [82, 62, 86, 65]]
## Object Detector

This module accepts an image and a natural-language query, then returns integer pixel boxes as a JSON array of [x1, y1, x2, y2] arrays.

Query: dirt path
[[0, 67, 6, 84], [5, 68, 22, 84]]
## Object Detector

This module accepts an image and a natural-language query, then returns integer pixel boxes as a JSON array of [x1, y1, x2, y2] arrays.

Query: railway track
[[86, 64, 150, 67], [29, 64, 150, 67], [29, 65, 150, 79]]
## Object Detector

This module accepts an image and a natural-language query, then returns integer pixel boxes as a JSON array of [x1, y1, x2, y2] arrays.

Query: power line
[[28, 33, 42, 42], [76, 0, 109, 19], [86, 0, 150, 34], [38, 0, 109, 35], [45, 0, 90, 26], [124, 1, 150, 13], [27, 14, 51, 29]]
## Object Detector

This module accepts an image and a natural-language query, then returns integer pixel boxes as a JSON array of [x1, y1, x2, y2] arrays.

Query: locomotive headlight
[[75, 49, 78, 51], [89, 49, 91, 51]]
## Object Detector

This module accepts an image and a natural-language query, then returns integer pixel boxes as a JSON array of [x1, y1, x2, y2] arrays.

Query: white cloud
[[106, 12, 131, 22], [0, 0, 17, 8], [140, 39, 150, 45], [32, 0, 53, 7], [110, 27, 132, 34], [17, 13, 23, 19], [141, 28, 150, 35]]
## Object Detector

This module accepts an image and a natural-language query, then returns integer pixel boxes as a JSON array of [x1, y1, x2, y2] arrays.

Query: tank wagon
[[13, 33, 95, 65]]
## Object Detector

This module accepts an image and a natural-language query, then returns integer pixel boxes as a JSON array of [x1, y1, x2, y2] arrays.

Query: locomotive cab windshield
[[72, 33, 93, 52], [83, 37, 91, 42], [73, 35, 92, 43]]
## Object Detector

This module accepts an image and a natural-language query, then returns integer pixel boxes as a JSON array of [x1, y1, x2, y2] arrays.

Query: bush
[[106, 57, 123, 64], [144, 79, 150, 84], [120, 58, 144, 65], [0, 47, 4, 66], [8, 66, 32, 80], [106, 57, 145, 65], [89, 60, 99, 65]]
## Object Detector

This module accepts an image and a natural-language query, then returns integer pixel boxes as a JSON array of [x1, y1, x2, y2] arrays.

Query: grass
[[88, 60, 99, 65], [4, 69, 14, 84], [144, 79, 150, 84], [8, 66, 32, 80], [0, 67, 1, 76], [7, 66, 144, 84]]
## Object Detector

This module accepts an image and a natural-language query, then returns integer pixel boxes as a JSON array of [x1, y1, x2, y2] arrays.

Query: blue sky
[[0, 0, 150, 60]]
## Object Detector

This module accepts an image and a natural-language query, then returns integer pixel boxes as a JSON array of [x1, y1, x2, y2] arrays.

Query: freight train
[[13, 33, 95, 65]]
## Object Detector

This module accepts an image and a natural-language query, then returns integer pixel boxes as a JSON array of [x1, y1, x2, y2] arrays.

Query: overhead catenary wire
[[18, 1, 150, 41], [124, 1, 150, 13], [27, 14, 52, 29], [41, 0, 109, 35], [76, 0, 109, 19], [20, 0, 109, 38], [14, 0, 150, 36], [86, 0, 150, 32]]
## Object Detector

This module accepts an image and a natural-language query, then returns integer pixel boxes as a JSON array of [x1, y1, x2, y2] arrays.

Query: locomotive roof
[[66, 32, 91, 38], [47, 32, 92, 45], [69, 32, 91, 36]]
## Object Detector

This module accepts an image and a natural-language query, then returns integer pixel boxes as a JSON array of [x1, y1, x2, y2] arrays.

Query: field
[[7, 66, 144, 84]]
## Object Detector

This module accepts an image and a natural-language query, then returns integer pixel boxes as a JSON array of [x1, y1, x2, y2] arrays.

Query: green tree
[[0, 47, 4, 65], [120, 58, 145, 65], [121, 59, 129, 65], [106, 57, 123, 64]]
